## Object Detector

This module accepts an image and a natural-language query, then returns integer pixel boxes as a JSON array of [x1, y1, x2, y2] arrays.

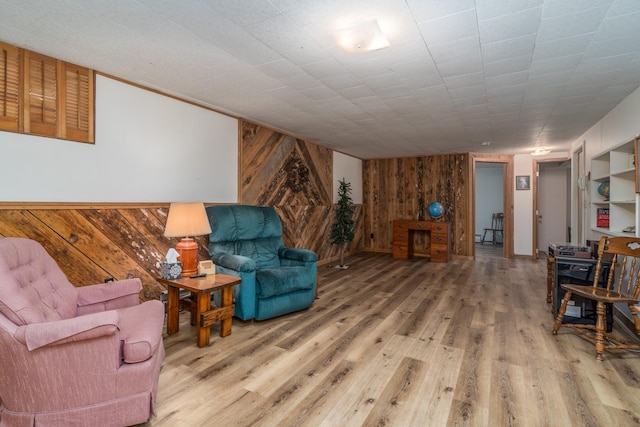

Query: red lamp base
[[175, 238, 198, 276]]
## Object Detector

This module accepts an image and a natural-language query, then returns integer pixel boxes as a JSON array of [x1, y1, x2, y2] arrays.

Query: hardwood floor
[[144, 252, 640, 427]]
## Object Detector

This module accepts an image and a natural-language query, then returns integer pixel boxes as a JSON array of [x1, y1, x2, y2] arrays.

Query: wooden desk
[[392, 220, 451, 262], [157, 274, 240, 348]]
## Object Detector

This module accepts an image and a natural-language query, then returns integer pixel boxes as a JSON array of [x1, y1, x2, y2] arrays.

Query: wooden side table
[[157, 274, 240, 347]]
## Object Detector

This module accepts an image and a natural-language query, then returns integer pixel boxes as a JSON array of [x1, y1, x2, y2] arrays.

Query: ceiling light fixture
[[336, 19, 390, 53], [532, 148, 551, 156]]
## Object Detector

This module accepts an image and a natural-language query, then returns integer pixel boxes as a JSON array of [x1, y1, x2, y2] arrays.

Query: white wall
[[513, 155, 535, 255], [333, 152, 363, 204], [512, 151, 569, 255], [1, 75, 238, 203], [571, 86, 640, 242]]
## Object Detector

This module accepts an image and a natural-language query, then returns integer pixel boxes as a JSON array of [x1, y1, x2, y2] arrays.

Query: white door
[[538, 162, 570, 254]]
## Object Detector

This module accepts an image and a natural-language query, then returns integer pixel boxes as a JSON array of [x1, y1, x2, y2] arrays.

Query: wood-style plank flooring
[[143, 251, 640, 427]]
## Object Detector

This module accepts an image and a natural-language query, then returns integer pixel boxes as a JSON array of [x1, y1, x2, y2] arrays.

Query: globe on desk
[[597, 181, 610, 200], [428, 202, 444, 219]]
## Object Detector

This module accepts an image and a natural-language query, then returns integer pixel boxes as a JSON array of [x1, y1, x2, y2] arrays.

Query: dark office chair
[[481, 213, 503, 245], [553, 236, 640, 361]]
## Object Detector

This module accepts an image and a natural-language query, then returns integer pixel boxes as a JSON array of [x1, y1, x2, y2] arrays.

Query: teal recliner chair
[[206, 205, 317, 321]]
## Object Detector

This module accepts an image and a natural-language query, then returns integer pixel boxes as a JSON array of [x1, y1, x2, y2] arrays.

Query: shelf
[[590, 138, 637, 238]]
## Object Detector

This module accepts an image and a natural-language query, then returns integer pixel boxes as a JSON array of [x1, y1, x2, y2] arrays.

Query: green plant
[[330, 179, 355, 267]]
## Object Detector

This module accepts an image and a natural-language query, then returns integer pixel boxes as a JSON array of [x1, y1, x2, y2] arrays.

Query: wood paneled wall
[[0, 120, 363, 300], [0, 207, 207, 300], [363, 153, 471, 257], [239, 121, 363, 262]]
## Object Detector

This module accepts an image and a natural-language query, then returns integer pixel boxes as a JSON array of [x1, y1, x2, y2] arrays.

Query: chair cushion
[[256, 267, 313, 299], [207, 205, 285, 269], [117, 300, 164, 364], [0, 238, 78, 325]]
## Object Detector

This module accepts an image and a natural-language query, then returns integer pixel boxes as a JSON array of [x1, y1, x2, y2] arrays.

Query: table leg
[[167, 285, 179, 335], [220, 286, 233, 337], [196, 291, 212, 347], [189, 291, 197, 326], [547, 257, 554, 304]]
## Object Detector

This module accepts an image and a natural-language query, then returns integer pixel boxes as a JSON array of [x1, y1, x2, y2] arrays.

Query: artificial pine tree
[[330, 179, 355, 268]]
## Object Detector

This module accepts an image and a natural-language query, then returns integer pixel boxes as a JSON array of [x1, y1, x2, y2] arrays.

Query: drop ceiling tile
[[478, 7, 543, 44], [442, 72, 485, 89], [536, 6, 609, 42], [418, 9, 479, 45], [257, 59, 305, 79], [531, 34, 593, 61], [321, 73, 363, 91], [448, 85, 487, 100], [595, 13, 640, 45], [245, 14, 331, 65], [481, 34, 537, 62], [428, 36, 481, 64], [200, 0, 281, 27], [437, 57, 484, 78], [406, 0, 475, 22], [487, 84, 526, 99], [606, 0, 640, 17], [485, 71, 529, 88], [302, 57, 350, 79], [583, 36, 640, 60], [300, 86, 339, 100], [529, 53, 583, 75], [483, 54, 533, 77], [279, 73, 324, 90]]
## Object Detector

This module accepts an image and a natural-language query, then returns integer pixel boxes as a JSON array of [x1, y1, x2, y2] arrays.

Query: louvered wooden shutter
[[0, 42, 21, 132], [61, 63, 94, 143], [24, 51, 58, 137]]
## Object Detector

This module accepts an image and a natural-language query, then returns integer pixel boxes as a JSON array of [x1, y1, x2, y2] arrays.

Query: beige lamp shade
[[164, 202, 211, 276], [164, 202, 211, 238]]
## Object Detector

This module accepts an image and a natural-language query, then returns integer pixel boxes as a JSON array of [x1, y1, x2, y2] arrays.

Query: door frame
[[532, 157, 570, 259], [470, 153, 514, 258]]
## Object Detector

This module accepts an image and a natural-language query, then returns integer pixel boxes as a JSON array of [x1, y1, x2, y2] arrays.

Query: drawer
[[392, 244, 409, 259], [431, 233, 448, 245], [393, 220, 408, 231], [393, 230, 409, 241], [431, 223, 449, 233], [404, 220, 428, 230], [430, 244, 450, 262]]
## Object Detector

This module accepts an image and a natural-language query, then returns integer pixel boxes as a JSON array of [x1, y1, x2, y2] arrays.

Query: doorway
[[472, 154, 514, 258], [534, 158, 570, 258], [475, 163, 504, 256]]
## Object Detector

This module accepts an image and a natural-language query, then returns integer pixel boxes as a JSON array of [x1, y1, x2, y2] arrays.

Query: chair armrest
[[279, 247, 318, 263], [118, 300, 164, 363], [211, 253, 256, 272], [15, 310, 119, 351], [76, 278, 142, 315]]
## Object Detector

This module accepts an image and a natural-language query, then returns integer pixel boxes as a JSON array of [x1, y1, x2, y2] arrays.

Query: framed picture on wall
[[516, 175, 530, 190]]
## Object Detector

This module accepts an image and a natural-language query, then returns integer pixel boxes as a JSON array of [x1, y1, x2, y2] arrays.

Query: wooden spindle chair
[[481, 213, 503, 245], [552, 235, 640, 361]]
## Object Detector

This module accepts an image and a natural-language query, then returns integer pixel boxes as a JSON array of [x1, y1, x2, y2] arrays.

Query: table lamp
[[164, 202, 212, 276]]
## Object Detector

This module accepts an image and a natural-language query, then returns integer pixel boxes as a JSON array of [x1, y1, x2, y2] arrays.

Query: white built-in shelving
[[590, 139, 639, 237]]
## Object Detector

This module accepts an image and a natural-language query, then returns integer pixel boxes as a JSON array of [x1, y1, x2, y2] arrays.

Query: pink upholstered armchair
[[0, 237, 165, 426]]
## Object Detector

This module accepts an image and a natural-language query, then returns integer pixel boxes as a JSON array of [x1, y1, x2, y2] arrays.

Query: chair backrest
[[0, 237, 78, 325], [492, 213, 504, 230], [207, 205, 284, 269], [593, 235, 640, 299]]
